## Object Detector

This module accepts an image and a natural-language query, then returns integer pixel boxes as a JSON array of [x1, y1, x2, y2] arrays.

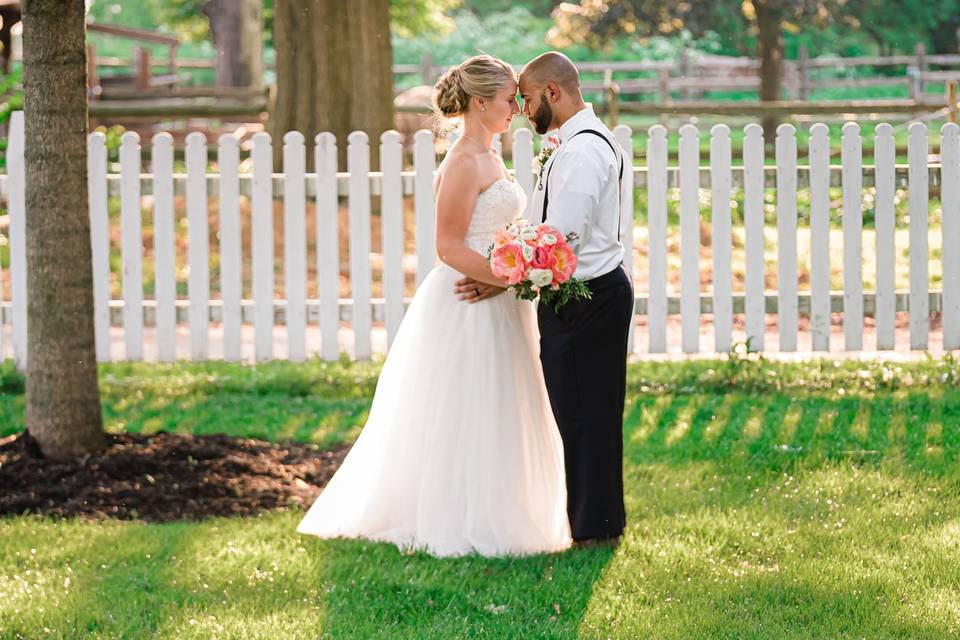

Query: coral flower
[[490, 242, 527, 285]]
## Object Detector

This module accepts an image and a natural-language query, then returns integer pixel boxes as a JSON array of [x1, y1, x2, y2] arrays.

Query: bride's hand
[[454, 277, 505, 303]]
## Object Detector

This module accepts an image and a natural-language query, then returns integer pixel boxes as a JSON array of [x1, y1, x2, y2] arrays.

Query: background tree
[[160, 0, 264, 87], [22, 0, 104, 459], [269, 0, 394, 169], [550, 0, 846, 141], [269, 0, 457, 169]]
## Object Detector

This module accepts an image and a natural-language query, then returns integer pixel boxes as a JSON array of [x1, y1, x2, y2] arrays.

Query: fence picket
[[218, 134, 243, 361], [908, 122, 929, 350], [381, 131, 405, 349], [776, 124, 798, 351], [88, 132, 111, 362], [186, 132, 210, 360], [120, 132, 143, 360], [283, 131, 307, 361], [613, 124, 636, 353], [942, 123, 960, 350], [679, 124, 700, 353], [513, 128, 534, 219], [874, 124, 896, 350], [809, 123, 831, 351], [316, 133, 340, 361], [647, 125, 668, 353], [743, 124, 765, 352], [414, 130, 437, 286], [152, 133, 177, 362], [841, 122, 864, 351], [709, 125, 733, 354], [348, 132, 373, 360], [252, 132, 274, 361]]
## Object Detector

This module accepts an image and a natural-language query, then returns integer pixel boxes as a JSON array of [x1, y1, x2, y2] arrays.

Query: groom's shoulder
[[562, 127, 620, 166]]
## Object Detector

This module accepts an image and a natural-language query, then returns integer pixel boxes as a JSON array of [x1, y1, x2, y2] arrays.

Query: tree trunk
[[930, 14, 960, 54], [203, 0, 263, 87], [22, 0, 104, 459], [755, 0, 784, 144], [269, 0, 394, 170]]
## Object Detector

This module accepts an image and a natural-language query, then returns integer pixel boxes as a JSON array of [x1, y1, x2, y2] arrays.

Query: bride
[[297, 54, 571, 557]]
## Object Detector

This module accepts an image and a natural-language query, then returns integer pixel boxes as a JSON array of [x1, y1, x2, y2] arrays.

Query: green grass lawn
[[2, 355, 960, 639]]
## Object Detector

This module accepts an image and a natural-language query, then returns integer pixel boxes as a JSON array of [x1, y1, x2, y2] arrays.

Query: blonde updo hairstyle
[[433, 54, 515, 120]]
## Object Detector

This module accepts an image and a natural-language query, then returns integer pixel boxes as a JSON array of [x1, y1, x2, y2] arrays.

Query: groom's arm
[[543, 141, 605, 254]]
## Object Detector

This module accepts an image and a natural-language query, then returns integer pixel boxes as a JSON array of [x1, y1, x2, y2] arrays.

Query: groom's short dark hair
[[521, 52, 580, 93]]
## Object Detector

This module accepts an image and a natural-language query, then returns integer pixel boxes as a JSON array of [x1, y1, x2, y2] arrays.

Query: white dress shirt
[[528, 105, 626, 281]]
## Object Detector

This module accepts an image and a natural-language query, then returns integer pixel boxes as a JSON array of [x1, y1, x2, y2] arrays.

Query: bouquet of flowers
[[488, 217, 591, 312]]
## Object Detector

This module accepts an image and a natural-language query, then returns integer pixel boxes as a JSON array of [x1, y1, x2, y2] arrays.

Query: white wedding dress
[[297, 177, 571, 557]]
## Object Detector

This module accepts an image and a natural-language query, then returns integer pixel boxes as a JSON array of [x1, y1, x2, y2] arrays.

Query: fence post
[[419, 53, 436, 85], [134, 46, 151, 90], [657, 67, 670, 105], [603, 68, 620, 128], [798, 45, 809, 101], [87, 43, 100, 100], [911, 42, 926, 101], [948, 79, 958, 123], [679, 48, 691, 100]]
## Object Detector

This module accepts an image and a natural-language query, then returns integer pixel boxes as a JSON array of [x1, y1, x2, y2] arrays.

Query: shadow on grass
[[625, 389, 960, 476], [308, 537, 615, 639]]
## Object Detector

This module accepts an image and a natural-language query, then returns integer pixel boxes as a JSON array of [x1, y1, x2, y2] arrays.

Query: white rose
[[540, 233, 557, 246], [529, 268, 553, 288], [520, 227, 538, 241], [507, 223, 520, 236], [521, 243, 534, 262]]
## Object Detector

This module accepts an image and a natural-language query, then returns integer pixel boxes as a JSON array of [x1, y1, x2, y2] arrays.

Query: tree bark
[[22, 0, 104, 459], [755, 0, 784, 144], [203, 0, 264, 87], [269, 0, 394, 170]]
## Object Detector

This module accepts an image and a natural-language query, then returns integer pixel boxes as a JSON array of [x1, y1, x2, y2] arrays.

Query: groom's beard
[[533, 93, 553, 135]]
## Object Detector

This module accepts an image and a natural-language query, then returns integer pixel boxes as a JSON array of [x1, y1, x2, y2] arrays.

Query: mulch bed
[[0, 431, 349, 523]]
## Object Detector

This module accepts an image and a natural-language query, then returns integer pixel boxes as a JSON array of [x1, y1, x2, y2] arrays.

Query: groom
[[455, 52, 633, 545]]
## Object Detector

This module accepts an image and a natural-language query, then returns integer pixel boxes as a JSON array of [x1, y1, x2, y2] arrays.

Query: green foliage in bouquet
[[538, 278, 592, 313]]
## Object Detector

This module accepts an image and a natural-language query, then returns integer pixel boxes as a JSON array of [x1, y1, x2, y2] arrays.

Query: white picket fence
[[1, 110, 959, 365]]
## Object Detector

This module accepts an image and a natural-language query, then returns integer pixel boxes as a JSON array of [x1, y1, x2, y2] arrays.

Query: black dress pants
[[537, 264, 633, 540]]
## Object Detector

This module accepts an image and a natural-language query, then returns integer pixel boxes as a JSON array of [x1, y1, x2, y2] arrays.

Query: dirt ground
[[0, 431, 348, 523]]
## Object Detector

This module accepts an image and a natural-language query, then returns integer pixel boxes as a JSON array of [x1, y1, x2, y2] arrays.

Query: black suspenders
[[540, 129, 625, 242]]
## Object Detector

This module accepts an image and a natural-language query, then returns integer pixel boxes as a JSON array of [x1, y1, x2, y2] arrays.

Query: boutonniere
[[534, 135, 560, 190]]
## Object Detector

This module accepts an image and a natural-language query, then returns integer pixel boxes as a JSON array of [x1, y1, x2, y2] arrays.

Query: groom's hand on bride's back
[[454, 277, 505, 303]]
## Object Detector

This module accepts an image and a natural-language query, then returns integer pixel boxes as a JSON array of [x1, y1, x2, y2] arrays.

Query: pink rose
[[490, 242, 527, 285], [530, 245, 556, 270], [550, 242, 577, 284]]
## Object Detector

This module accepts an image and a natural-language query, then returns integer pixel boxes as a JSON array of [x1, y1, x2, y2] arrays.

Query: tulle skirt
[[297, 264, 571, 557]]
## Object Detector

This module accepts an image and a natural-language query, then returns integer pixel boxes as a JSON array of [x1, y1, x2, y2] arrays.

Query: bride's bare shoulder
[[435, 148, 483, 192]]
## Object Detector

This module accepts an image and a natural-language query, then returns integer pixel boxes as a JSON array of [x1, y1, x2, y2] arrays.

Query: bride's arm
[[435, 155, 508, 288]]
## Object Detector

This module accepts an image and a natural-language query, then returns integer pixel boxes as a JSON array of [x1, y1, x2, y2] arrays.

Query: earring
[[481, 106, 486, 112]]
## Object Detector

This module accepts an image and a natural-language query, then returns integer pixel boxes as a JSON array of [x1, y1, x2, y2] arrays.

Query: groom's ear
[[545, 81, 562, 103]]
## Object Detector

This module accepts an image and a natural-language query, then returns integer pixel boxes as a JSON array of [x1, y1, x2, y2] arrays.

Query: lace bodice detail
[[464, 179, 528, 253]]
